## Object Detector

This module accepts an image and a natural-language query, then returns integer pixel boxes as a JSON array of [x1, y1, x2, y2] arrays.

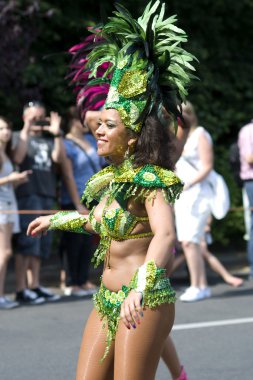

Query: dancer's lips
[[97, 139, 108, 146]]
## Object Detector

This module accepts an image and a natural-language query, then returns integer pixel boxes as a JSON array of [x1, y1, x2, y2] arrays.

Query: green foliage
[[1, 0, 253, 245]]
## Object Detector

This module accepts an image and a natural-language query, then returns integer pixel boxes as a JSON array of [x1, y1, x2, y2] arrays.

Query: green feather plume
[[84, 0, 197, 127]]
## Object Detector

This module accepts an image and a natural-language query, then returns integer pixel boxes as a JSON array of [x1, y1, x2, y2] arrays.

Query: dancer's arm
[[144, 190, 176, 267], [120, 190, 176, 329], [26, 210, 94, 237]]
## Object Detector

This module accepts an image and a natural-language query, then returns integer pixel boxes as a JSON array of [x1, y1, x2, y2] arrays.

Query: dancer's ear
[[128, 137, 138, 153]]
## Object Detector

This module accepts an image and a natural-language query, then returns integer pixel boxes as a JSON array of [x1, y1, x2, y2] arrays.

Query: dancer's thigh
[[76, 308, 114, 380], [114, 303, 175, 380]]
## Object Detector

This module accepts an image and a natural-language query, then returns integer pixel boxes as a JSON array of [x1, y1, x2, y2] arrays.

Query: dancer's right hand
[[27, 215, 52, 237]]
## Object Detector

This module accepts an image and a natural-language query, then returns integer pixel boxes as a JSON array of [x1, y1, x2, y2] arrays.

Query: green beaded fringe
[[93, 273, 176, 362]]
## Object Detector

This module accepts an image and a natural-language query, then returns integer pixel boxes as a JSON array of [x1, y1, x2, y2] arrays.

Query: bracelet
[[131, 260, 159, 299], [53, 133, 62, 138], [49, 211, 89, 234]]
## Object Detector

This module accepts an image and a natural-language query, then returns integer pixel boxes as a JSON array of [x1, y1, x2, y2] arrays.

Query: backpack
[[229, 142, 242, 187]]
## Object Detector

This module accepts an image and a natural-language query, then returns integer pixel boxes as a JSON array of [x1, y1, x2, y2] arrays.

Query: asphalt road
[[1, 278, 253, 380]]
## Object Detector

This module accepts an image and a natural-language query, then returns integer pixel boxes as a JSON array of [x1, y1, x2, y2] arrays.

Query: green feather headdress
[[85, 1, 197, 133]]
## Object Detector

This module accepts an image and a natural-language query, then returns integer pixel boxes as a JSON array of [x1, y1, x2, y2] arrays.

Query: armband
[[131, 260, 158, 298], [49, 211, 89, 234]]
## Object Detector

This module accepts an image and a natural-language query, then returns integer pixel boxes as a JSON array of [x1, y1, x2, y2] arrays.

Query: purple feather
[[68, 30, 110, 120]]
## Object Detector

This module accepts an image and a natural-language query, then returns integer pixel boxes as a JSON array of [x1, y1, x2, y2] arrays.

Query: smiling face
[[0, 118, 12, 145], [96, 108, 136, 164]]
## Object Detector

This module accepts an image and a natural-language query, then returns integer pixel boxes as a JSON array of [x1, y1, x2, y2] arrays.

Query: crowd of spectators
[[0, 100, 248, 309]]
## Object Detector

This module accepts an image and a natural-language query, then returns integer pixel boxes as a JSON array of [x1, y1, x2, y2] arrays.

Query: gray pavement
[[1, 251, 253, 380]]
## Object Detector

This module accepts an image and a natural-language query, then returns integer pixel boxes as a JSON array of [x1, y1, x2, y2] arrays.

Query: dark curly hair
[[131, 113, 176, 170]]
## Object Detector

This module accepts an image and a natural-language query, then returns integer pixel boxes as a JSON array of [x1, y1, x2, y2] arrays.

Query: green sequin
[[82, 157, 183, 208], [118, 69, 148, 98], [89, 197, 153, 268], [49, 211, 89, 234], [105, 60, 148, 133], [94, 271, 176, 361], [80, 158, 183, 267]]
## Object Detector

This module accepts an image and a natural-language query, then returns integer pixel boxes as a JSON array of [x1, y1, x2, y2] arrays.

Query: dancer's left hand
[[120, 290, 143, 330]]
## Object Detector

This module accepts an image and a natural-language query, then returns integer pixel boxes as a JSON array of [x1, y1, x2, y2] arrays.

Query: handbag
[[182, 157, 230, 219], [207, 170, 230, 220]]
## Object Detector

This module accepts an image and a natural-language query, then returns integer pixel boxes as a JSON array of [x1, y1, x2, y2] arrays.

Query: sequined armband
[[130, 259, 159, 298], [49, 211, 89, 234]]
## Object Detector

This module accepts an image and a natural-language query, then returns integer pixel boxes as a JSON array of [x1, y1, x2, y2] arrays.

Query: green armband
[[131, 259, 159, 298], [49, 211, 89, 234]]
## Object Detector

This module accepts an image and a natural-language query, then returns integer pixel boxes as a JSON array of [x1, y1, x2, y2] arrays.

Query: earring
[[124, 147, 130, 159]]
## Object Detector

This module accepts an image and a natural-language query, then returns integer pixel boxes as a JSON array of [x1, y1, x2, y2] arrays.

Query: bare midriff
[[102, 235, 153, 291]]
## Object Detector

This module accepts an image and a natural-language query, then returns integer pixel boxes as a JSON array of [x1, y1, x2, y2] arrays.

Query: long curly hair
[[132, 112, 176, 170]]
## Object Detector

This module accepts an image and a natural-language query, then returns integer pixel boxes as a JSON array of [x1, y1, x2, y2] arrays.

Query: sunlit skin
[[27, 108, 175, 329]]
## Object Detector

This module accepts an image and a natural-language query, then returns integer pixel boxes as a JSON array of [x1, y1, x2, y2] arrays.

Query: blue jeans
[[16, 195, 54, 259], [244, 181, 253, 276]]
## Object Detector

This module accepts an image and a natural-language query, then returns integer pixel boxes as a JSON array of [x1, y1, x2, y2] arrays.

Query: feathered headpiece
[[68, 31, 111, 120], [69, 1, 197, 133]]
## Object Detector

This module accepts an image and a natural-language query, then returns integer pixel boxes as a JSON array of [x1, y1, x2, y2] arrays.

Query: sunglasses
[[23, 101, 45, 111]]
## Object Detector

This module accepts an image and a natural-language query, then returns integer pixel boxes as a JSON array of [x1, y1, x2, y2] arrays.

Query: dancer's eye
[[107, 122, 116, 129]]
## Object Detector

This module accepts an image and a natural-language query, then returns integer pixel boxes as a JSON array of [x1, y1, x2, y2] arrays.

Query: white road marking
[[173, 317, 253, 330]]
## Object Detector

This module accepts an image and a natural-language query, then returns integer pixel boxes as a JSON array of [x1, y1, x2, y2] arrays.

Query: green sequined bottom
[[93, 271, 176, 362]]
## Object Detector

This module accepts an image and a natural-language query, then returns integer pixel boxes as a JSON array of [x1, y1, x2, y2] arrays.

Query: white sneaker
[[0, 296, 19, 310], [179, 286, 211, 302], [63, 287, 72, 296], [31, 287, 61, 302], [200, 287, 212, 299]]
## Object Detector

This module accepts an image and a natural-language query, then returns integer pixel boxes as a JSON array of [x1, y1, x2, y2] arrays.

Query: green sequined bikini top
[[89, 203, 152, 240], [88, 198, 153, 268], [82, 158, 183, 268]]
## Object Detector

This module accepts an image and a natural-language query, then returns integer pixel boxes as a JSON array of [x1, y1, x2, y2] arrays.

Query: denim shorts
[[0, 199, 20, 233], [16, 195, 55, 259]]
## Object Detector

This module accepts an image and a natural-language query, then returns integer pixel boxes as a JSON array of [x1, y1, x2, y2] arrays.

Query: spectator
[[12, 101, 64, 304], [0, 116, 31, 309], [169, 217, 243, 287], [174, 101, 213, 302], [238, 119, 253, 279], [59, 107, 102, 296]]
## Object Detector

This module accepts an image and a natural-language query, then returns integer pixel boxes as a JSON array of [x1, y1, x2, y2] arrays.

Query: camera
[[34, 119, 53, 137], [34, 120, 50, 127]]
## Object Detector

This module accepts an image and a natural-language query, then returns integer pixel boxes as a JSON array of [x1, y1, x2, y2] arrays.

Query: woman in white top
[[174, 102, 213, 302], [0, 117, 30, 309]]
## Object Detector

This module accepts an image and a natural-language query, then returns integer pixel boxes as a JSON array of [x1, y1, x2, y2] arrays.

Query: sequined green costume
[[49, 157, 182, 360], [50, 0, 196, 362], [94, 269, 176, 361]]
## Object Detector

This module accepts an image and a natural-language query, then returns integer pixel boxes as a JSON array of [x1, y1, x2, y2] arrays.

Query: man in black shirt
[[13, 101, 64, 304]]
